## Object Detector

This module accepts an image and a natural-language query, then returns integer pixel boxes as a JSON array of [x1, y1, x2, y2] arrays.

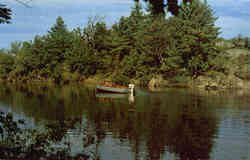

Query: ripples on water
[[0, 84, 249, 160]]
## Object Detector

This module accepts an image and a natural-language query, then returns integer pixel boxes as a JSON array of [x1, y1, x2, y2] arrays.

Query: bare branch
[[13, 0, 33, 8]]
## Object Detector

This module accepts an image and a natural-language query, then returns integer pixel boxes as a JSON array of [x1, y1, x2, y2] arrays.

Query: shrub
[[0, 52, 14, 78]]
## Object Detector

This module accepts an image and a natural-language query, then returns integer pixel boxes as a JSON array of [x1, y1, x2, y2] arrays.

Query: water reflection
[[0, 83, 249, 160], [87, 92, 219, 160]]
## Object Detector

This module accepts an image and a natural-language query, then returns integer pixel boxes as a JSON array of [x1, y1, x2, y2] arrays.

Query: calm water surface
[[0, 83, 249, 160]]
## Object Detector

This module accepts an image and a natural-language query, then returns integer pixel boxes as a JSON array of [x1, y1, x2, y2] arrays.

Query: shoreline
[[1, 73, 250, 92]]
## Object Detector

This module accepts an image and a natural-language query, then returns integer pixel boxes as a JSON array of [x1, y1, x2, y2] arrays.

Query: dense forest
[[0, 0, 249, 87]]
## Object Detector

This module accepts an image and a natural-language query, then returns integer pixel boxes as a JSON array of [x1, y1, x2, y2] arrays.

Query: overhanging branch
[[13, 0, 33, 8]]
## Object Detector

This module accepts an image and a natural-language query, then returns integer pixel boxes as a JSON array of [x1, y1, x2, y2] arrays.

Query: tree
[[164, 0, 221, 76], [0, 52, 14, 78], [135, 0, 192, 16], [0, 4, 11, 24], [48, 16, 68, 36], [244, 37, 249, 49], [9, 41, 22, 56], [46, 16, 71, 64]]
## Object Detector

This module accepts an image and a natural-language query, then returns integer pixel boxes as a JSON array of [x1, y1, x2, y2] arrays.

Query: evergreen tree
[[45, 16, 72, 71], [113, 3, 168, 82], [164, 0, 221, 76], [64, 27, 98, 75], [48, 16, 68, 36]]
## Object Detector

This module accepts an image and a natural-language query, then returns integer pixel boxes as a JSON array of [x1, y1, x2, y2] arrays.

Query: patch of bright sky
[[0, 0, 250, 48]]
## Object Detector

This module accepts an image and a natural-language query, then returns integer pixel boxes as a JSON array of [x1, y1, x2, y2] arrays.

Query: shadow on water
[[86, 90, 219, 160], [0, 83, 249, 160]]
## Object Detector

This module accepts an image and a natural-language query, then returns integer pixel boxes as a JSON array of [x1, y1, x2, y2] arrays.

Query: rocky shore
[[147, 74, 250, 91]]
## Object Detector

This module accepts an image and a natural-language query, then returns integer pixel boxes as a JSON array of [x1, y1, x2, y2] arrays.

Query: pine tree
[[49, 16, 68, 34], [165, 0, 221, 76], [45, 16, 72, 70]]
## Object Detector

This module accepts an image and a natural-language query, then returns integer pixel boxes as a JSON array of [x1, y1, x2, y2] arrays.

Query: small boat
[[96, 82, 135, 94], [96, 85, 129, 94]]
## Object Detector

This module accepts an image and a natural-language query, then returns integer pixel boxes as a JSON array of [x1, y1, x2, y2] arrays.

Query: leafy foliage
[[163, 0, 221, 76], [0, 50, 14, 78], [0, 1, 224, 85], [230, 34, 250, 49], [0, 112, 95, 159]]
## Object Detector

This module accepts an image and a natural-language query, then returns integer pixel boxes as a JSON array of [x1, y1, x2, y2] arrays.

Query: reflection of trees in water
[[86, 93, 219, 160], [0, 84, 219, 160], [0, 83, 103, 159], [169, 104, 216, 159], [0, 84, 95, 122]]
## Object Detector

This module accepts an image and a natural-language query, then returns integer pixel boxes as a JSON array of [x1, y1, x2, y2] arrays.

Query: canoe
[[96, 85, 129, 94]]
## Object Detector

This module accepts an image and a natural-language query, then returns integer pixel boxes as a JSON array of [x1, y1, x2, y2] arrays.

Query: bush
[[234, 54, 250, 80], [0, 52, 14, 78]]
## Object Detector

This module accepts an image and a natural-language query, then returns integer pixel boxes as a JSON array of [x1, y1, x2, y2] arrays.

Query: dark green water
[[0, 83, 249, 160]]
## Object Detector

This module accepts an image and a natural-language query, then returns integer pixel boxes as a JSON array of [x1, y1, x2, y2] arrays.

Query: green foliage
[[112, 4, 169, 81], [0, 1, 227, 85], [10, 41, 22, 56], [64, 28, 89, 73], [45, 16, 72, 66], [0, 52, 14, 78], [230, 35, 250, 49], [234, 54, 250, 80], [12, 38, 46, 77], [164, 0, 221, 76], [0, 113, 21, 145], [231, 35, 241, 48], [0, 112, 95, 159]]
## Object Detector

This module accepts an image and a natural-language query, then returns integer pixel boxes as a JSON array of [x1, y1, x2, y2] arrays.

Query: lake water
[[0, 83, 249, 160]]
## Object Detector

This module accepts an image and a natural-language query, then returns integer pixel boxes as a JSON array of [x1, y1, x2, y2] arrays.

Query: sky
[[0, 0, 250, 49]]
